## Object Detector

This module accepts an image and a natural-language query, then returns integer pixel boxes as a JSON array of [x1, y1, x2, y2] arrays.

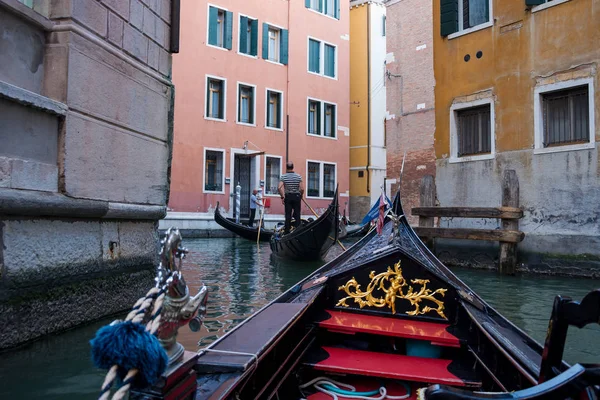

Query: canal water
[[1, 237, 598, 399]]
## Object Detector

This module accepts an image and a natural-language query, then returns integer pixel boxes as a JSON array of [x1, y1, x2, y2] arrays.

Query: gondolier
[[278, 161, 304, 234]]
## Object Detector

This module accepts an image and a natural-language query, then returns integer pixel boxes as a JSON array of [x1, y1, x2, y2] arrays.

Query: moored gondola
[[345, 221, 372, 238], [214, 201, 274, 242], [115, 192, 599, 400], [269, 188, 339, 261]]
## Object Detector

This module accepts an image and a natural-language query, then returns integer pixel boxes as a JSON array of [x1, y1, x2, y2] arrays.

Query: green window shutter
[[262, 23, 269, 59], [250, 19, 259, 56], [224, 11, 233, 50], [305, 0, 311, 7], [277, 94, 282, 128], [309, 39, 320, 73], [208, 6, 218, 46], [239, 16, 248, 53], [440, 0, 458, 37], [317, 101, 322, 135], [325, 45, 335, 77], [318, 0, 323, 12], [280, 29, 289, 65], [335, 0, 340, 19], [526, 0, 545, 5]]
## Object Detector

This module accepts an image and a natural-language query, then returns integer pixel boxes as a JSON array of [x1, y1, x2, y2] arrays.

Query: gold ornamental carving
[[336, 261, 448, 319]]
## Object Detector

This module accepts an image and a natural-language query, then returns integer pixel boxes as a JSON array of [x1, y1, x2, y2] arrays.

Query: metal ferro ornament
[[156, 227, 208, 366], [336, 261, 447, 319]]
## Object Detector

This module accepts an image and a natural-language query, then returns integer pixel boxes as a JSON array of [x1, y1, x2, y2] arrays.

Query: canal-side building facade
[[348, 0, 386, 223], [0, 0, 177, 348], [384, 0, 436, 225], [433, 0, 600, 273], [169, 0, 350, 221]]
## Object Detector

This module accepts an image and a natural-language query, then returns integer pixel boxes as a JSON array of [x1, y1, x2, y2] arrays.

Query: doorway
[[233, 154, 252, 219]]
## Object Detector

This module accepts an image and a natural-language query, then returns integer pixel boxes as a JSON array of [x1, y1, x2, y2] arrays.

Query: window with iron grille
[[307, 162, 320, 197], [456, 105, 491, 157], [542, 86, 589, 147]]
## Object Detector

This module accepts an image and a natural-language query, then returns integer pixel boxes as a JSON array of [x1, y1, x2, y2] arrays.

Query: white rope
[[299, 377, 410, 400], [98, 286, 165, 400]]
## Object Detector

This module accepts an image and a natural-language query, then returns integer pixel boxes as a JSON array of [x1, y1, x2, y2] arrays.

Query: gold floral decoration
[[336, 261, 448, 319]]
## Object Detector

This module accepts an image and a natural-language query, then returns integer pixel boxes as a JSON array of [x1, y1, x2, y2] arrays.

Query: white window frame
[[204, 74, 227, 122], [236, 81, 257, 127], [306, 159, 337, 200], [264, 155, 283, 197], [533, 77, 595, 155], [265, 88, 284, 132], [532, 0, 570, 13], [448, 0, 493, 40], [307, 0, 340, 20], [307, 36, 338, 80], [206, 3, 229, 52], [306, 96, 338, 140], [449, 98, 495, 163], [268, 26, 280, 63], [237, 13, 258, 59], [203, 147, 226, 194], [263, 22, 286, 66]]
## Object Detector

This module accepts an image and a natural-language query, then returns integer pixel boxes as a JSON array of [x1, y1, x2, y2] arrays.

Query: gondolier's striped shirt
[[280, 172, 302, 194]]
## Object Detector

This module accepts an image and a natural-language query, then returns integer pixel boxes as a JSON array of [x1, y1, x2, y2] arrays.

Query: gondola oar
[[302, 198, 346, 252], [256, 206, 264, 245]]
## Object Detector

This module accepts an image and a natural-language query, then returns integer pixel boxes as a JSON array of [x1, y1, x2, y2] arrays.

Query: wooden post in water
[[499, 170, 519, 275], [419, 175, 436, 249]]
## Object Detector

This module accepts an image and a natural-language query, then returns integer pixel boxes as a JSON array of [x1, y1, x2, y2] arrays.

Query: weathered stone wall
[[0, 0, 176, 349], [435, 149, 600, 276], [385, 0, 436, 225]]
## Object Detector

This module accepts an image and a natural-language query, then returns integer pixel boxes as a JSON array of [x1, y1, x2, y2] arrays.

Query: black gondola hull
[[269, 191, 339, 261], [214, 202, 274, 242]]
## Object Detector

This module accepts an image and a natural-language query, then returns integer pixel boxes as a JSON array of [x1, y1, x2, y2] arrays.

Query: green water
[[0, 238, 598, 399]]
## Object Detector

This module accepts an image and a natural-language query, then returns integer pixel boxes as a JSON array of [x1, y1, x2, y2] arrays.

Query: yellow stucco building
[[433, 0, 600, 271], [349, 0, 387, 222]]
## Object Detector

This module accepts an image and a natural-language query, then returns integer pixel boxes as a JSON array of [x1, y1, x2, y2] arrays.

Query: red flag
[[376, 192, 386, 235]]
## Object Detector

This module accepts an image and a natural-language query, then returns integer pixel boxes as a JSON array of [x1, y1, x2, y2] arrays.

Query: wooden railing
[[411, 170, 524, 274]]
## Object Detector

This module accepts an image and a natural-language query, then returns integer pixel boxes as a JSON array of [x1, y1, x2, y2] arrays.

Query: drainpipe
[[285, 0, 291, 163], [366, 3, 371, 194]]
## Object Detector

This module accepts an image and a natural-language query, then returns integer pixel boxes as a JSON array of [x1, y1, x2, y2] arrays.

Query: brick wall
[[385, 0, 436, 224]]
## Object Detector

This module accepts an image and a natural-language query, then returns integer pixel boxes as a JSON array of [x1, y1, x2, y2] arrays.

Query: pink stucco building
[[169, 0, 350, 220]]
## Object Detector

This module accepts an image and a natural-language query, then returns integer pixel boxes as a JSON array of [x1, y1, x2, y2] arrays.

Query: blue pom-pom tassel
[[90, 321, 168, 387]]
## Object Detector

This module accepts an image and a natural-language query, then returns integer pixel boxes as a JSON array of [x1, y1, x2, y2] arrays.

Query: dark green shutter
[[224, 11, 233, 49], [305, 0, 311, 7], [262, 23, 269, 59], [440, 0, 458, 37], [206, 79, 211, 116], [382, 15, 386, 36], [219, 81, 224, 119], [318, 0, 323, 12], [325, 45, 335, 77], [267, 91, 272, 126], [276, 94, 282, 128], [309, 39, 320, 73], [250, 19, 258, 56], [208, 6, 218, 45], [317, 102, 322, 135], [335, 0, 340, 19], [280, 29, 289, 65], [239, 16, 248, 53], [525, 0, 545, 5]]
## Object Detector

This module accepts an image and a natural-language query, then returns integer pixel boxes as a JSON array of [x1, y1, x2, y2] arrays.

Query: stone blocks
[[108, 11, 124, 47]]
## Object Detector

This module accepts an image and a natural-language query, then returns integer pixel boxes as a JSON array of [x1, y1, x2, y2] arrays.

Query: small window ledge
[[236, 121, 256, 127], [534, 142, 595, 155], [307, 133, 338, 141], [204, 116, 227, 123], [449, 153, 495, 164], [447, 21, 493, 40], [265, 59, 285, 67], [532, 0, 570, 13], [265, 126, 284, 132], [0, 0, 54, 31]]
